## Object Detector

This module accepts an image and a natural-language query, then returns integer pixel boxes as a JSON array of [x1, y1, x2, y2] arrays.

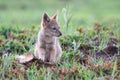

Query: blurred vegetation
[[0, 0, 120, 80], [0, 0, 120, 26]]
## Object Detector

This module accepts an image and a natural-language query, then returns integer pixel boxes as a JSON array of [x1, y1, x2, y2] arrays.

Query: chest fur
[[40, 37, 56, 51]]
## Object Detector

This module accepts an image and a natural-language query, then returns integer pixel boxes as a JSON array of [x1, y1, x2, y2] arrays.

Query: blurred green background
[[0, 0, 120, 26], [0, 1, 120, 79]]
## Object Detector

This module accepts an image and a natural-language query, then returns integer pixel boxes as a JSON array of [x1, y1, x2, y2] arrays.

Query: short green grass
[[0, 0, 120, 80]]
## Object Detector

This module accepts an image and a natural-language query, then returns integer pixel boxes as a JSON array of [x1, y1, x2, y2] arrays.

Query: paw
[[49, 61, 55, 65], [34, 53, 45, 62], [49, 59, 56, 64], [38, 55, 45, 62]]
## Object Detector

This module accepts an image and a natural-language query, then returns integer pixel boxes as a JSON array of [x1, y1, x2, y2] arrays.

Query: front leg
[[34, 47, 46, 62], [49, 49, 56, 64]]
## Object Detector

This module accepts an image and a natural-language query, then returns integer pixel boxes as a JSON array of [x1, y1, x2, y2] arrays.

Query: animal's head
[[41, 12, 62, 37]]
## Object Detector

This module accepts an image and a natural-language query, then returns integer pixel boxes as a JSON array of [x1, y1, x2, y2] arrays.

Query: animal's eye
[[52, 27, 56, 30]]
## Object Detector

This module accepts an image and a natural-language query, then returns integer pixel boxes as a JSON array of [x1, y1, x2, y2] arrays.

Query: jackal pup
[[34, 12, 62, 63]]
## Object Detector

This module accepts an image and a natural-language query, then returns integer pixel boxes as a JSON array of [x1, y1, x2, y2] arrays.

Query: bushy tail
[[16, 53, 34, 63]]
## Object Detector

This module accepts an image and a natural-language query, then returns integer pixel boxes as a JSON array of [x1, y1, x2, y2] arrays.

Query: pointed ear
[[52, 12, 58, 20], [43, 13, 50, 24]]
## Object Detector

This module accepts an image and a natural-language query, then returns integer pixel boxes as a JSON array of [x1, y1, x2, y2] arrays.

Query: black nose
[[58, 32, 62, 37], [59, 32, 62, 36]]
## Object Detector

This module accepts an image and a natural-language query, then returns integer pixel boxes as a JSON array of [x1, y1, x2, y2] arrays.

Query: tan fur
[[34, 12, 62, 63]]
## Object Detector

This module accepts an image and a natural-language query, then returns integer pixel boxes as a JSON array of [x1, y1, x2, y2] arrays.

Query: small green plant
[[72, 40, 80, 54], [62, 7, 72, 31]]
